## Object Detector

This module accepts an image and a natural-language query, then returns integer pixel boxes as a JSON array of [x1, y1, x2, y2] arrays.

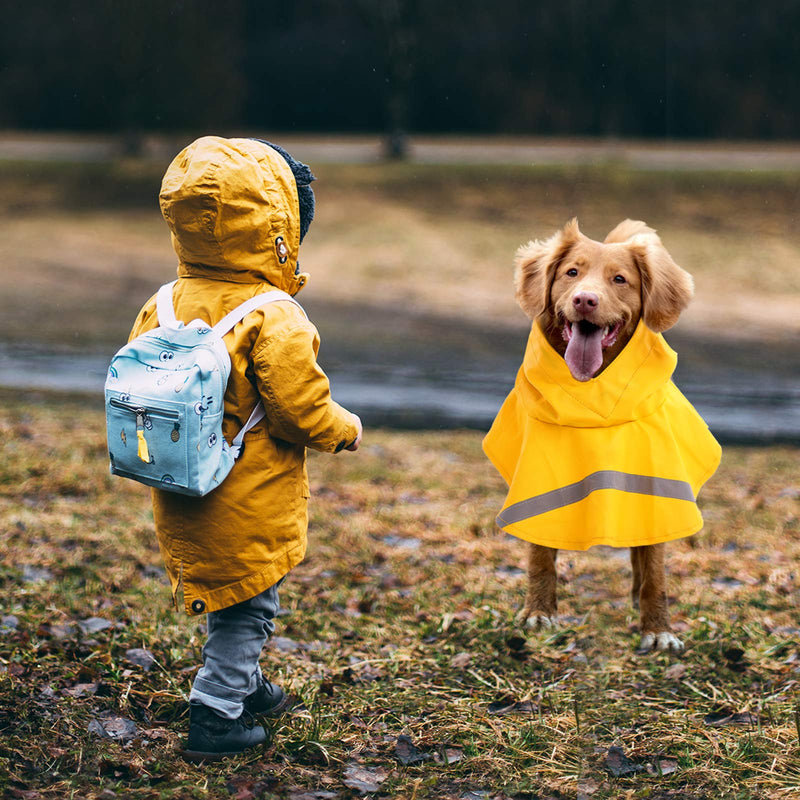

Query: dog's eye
[[613, 274, 627, 284], [566, 268, 579, 277]]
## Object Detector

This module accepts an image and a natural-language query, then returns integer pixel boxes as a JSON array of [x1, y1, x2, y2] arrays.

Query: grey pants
[[189, 582, 281, 719]]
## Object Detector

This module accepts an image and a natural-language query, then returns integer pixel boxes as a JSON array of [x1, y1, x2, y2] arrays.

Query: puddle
[[2, 305, 798, 445]]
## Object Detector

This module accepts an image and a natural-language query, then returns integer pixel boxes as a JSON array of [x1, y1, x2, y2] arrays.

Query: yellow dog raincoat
[[483, 321, 721, 550]]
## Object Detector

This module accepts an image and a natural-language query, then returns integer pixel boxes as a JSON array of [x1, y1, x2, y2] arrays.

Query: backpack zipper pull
[[135, 409, 151, 463]]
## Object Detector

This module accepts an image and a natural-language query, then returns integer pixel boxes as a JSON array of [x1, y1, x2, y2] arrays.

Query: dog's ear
[[604, 218, 656, 244], [627, 228, 694, 332], [514, 218, 581, 320]]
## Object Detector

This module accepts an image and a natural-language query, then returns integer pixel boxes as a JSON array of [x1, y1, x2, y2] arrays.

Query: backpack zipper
[[109, 398, 180, 463], [109, 397, 180, 420]]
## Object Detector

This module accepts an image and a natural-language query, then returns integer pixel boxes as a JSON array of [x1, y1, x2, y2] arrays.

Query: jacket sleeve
[[252, 319, 359, 453]]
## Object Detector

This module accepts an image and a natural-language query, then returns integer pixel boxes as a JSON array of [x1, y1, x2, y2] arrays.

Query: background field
[[1, 390, 799, 799], [1, 146, 800, 350], [1, 141, 799, 799]]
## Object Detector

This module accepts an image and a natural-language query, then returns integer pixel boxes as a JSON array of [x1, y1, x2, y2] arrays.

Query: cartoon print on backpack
[[194, 396, 215, 415], [105, 277, 309, 496]]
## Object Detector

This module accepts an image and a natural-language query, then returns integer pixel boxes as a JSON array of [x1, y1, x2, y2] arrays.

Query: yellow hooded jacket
[[483, 320, 721, 550], [130, 137, 359, 615]]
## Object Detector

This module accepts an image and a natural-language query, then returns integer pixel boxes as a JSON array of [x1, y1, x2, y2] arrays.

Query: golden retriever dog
[[508, 218, 700, 653]]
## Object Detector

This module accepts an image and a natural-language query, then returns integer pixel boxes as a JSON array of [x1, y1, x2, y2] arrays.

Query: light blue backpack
[[105, 281, 305, 496]]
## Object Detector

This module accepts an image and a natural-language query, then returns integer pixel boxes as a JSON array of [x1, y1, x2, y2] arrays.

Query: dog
[[484, 219, 720, 653]]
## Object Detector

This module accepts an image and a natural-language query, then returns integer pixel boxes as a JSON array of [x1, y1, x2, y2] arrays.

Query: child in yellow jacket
[[129, 136, 361, 761]]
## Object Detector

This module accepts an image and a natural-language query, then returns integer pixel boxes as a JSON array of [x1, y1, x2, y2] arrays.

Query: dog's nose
[[572, 292, 598, 314]]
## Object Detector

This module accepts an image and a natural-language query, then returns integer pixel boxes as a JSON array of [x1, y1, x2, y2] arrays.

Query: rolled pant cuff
[[190, 678, 249, 720]]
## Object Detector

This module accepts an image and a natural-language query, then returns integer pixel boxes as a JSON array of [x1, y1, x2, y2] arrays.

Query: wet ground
[[2, 299, 798, 445]]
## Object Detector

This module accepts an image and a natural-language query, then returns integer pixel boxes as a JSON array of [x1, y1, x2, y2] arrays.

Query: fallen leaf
[[604, 746, 644, 777], [495, 564, 525, 578], [704, 710, 758, 727], [395, 734, 429, 766], [62, 682, 99, 698], [487, 697, 535, 716], [0, 615, 19, 633], [664, 662, 687, 680], [137, 728, 170, 742], [712, 577, 743, 591], [270, 636, 303, 653], [124, 647, 156, 671], [382, 535, 421, 550], [398, 492, 427, 505], [38, 622, 77, 641], [22, 565, 53, 583], [450, 652, 472, 668], [342, 763, 386, 793], [88, 714, 139, 742], [577, 777, 601, 797], [79, 617, 115, 634], [723, 647, 748, 672], [434, 747, 464, 765], [224, 778, 256, 800], [646, 757, 679, 776]]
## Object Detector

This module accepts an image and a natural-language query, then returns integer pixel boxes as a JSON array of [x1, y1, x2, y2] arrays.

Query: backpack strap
[[154, 282, 306, 458], [155, 281, 180, 329], [230, 403, 266, 459], [212, 289, 307, 459], [212, 289, 307, 337]]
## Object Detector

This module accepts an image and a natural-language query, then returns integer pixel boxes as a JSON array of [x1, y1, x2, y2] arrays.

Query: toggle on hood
[[159, 136, 309, 295]]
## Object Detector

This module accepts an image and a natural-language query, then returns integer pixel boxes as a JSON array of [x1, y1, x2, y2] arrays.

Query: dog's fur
[[513, 219, 694, 652]]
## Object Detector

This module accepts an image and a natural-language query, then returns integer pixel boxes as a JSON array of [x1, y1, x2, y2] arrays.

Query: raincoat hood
[[518, 319, 678, 427], [159, 136, 309, 295], [483, 320, 721, 550]]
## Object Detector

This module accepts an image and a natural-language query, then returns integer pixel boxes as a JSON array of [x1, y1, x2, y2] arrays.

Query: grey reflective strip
[[496, 470, 696, 527]]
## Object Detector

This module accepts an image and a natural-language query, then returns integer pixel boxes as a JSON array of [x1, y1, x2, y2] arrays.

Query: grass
[[1, 141, 799, 797], [1, 389, 799, 799], [1, 158, 799, 348]]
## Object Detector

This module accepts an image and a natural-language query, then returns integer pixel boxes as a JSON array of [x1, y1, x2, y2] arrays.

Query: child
[[128, 136, 362, 761]]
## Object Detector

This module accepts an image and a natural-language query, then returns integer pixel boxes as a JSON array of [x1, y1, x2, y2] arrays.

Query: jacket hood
[[519, 320, 677, 427], [159, 136, 309, 295]]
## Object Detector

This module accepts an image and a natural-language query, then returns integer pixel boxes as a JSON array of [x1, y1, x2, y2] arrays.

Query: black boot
[[244, 673, 291, 717], [182, 702, 266, 763]]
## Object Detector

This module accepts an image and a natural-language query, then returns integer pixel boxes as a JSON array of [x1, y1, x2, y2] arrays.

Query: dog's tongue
[[565, 323, 604, 381]]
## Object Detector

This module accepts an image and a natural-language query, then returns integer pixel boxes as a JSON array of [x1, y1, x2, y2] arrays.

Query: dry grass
[[1, 160, 799, 348], [1, 145, 799, 798], [0, 390, 798, 799]]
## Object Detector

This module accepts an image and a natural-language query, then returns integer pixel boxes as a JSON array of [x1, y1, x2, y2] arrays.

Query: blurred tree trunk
[[357, 0, 419, 160]]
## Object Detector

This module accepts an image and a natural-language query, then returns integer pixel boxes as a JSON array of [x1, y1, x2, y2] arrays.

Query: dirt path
[[3, 131, 800, 171]]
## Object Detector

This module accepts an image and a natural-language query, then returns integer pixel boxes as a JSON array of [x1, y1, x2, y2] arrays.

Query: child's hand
[[345, 414, 362, 451]]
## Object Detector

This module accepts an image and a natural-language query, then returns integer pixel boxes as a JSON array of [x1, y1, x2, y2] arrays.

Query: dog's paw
[[639, 631, 684, 654], [518, 612, 556, 631]]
